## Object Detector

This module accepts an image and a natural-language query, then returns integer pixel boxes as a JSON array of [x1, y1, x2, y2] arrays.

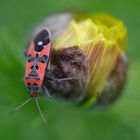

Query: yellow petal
[[53, 13, 127, 107]]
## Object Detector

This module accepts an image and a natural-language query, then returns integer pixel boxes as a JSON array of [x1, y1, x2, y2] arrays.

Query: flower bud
[[35, 12, 128, 107]]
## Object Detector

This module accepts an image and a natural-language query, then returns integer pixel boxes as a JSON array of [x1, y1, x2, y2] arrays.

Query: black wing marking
[[34, 29, 50, 52]]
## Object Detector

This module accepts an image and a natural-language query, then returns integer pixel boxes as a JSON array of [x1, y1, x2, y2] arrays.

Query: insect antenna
[[9, 97, 32, 114], [35, 96, 48, 126]]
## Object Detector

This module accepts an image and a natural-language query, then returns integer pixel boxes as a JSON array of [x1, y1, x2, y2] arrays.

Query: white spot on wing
[[38, 41, 43, 46]]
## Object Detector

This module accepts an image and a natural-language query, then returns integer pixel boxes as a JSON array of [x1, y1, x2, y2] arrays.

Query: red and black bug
[[10, 29, 51, 125], [10, 28, 85, 126], [24, 29, 51, 97]]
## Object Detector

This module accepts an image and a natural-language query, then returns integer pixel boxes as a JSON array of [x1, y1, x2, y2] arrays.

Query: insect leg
[[46, 76, 85, 81], [47, 60, 51, 71], [42, 85, 52, 97]]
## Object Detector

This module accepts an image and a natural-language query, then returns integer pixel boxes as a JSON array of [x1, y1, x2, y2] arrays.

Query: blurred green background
[[0, 0, 140, 140]]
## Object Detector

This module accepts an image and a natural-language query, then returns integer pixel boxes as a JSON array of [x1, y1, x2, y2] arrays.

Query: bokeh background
[[0, 0, 140, 140]]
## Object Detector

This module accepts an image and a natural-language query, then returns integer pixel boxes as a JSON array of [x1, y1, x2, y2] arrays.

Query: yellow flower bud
[[53, 13, 127, 107], [35, 12, 128, 107]]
